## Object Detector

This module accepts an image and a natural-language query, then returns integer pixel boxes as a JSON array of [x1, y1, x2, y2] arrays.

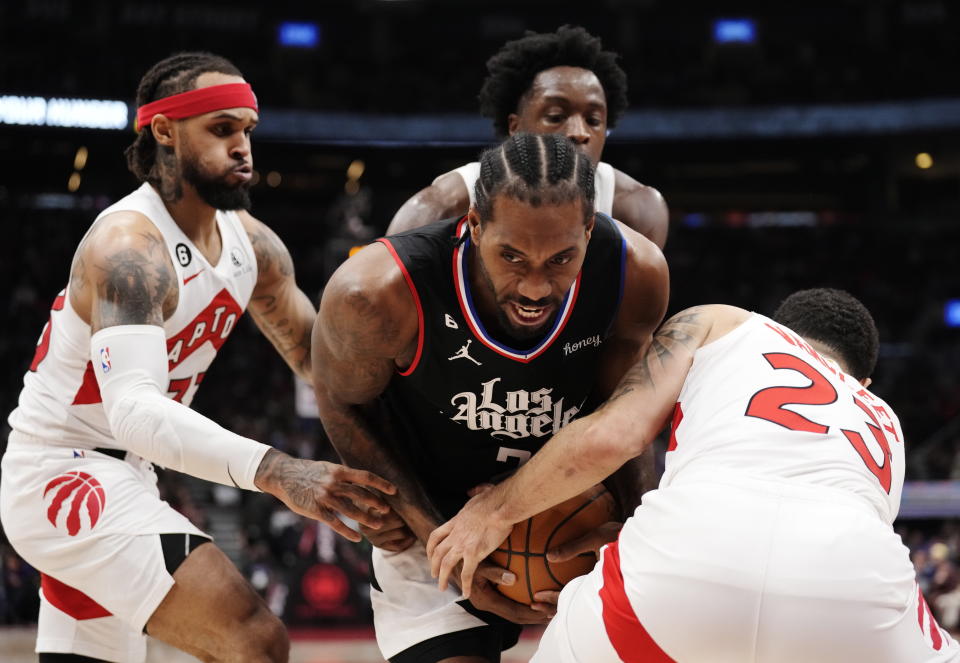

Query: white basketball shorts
[[370, 541, 522, 660], [533, 474, 960, 663], [1, 430, 208, 663]]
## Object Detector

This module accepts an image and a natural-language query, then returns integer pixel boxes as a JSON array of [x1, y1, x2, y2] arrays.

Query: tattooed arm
[[314, 243, 548, 622], [239, 211, 316, 384], [73, 211, 395, 540], [69, 211, 178, 330], [426, 305, 750, 596], [590, 226, 669, 527], [312, 242, 447, 543]]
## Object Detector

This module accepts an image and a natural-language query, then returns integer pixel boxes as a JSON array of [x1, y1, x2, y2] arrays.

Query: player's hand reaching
[[426, 488, 513, 599], [359, 505, 416, 552], [546, 521, 622, 562], [467, 563, 553, 624], [254, 449, 396, 542]]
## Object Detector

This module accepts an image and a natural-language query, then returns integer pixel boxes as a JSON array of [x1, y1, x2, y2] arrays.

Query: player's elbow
[[106, 390, 182, 471]]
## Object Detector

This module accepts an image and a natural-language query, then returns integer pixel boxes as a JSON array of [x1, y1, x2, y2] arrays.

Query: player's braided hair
[[772, 288, 880, 381], [125, 52, 243, 184], [478, 25, 629, 138], [475, 133, 595, 224]]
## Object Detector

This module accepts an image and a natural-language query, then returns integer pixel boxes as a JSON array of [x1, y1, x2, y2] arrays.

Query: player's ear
[[584, 213, 595, 242], [151, 114, 176, 148], [507, 113, 520, 135], [467, 206, 483, 241], [860, 376, 872, 389]]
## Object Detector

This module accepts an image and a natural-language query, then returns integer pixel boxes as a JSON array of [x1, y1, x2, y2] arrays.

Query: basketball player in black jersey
[[387, 25, 669, 248], [312, 133, 668, 663]]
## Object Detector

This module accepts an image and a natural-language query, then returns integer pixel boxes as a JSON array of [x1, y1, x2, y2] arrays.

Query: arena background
[[2, 1, 960, 660]]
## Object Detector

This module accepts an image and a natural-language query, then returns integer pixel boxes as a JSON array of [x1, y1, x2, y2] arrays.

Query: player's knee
[[259, 611, 290, 663], [223, 604, 289, 663]]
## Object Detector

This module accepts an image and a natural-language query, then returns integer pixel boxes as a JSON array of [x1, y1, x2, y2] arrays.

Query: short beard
[[475, 249, 559, 343], [178, 141, 252, 211]]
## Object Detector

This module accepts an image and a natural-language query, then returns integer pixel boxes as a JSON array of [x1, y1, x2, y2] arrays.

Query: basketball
[[490, 484, 617, 605]]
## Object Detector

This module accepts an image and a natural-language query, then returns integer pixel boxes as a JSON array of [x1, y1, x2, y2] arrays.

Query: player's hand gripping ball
[[489, 484, 617, 604]]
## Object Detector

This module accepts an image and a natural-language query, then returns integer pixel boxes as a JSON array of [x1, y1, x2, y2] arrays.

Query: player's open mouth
[[508, 301, 552, 326]]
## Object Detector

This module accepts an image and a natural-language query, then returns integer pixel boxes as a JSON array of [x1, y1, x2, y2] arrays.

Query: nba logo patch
[[99, 347, 111, 374]]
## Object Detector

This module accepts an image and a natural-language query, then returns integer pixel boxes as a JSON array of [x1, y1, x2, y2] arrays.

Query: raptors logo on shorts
[[43, 471, 106, 536]]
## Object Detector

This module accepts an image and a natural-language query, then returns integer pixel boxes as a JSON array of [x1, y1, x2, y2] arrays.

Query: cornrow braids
[[479, 25, 629, 137], [475, 133, 595, 225], [503, 132, 543, 187], [772, 288, 880, 381], [547, 131, 573, 184], [124, 52, 243, 184]]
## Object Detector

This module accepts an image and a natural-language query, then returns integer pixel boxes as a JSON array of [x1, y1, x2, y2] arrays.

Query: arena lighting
[[945, 300, 960, 328], [278, 21, 320, 48], [713, 18, 757, 44], [0, 95, 128, 129], [916, 152, 933, 169]]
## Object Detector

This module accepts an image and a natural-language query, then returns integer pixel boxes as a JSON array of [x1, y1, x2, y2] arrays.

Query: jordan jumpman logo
[[448, 340, 482, 366]]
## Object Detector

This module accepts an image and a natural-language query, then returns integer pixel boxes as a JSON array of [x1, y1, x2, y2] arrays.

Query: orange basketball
[[489, 484, 617, 605]]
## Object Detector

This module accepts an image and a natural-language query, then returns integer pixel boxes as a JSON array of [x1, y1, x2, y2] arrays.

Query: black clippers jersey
[[377, 214, 626, 518]]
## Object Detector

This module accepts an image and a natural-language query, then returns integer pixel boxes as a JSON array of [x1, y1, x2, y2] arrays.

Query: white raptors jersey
[[446, 160, 616, 216], [8, 183, 258, 449], [662, 313, 905, 525]]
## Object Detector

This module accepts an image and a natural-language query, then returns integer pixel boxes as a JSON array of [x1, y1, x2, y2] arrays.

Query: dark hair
[[125, 52, 243, 183], [478, 25, 629, 138], [772, 288, 879, 380], [475, 132, 595, 224]]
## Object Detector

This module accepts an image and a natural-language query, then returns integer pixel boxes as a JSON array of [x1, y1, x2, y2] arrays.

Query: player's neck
[[155, 185, 217, 238], [154, 184, 222, 260]]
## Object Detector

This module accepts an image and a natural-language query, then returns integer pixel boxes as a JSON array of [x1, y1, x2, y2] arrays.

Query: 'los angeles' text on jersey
[[377, 215, 626, 517]]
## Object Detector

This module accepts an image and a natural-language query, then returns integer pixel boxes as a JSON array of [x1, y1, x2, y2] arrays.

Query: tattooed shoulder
[[655, 306, 712, 346], [247, 220, 294, 280], [321, 247, 417, 361], [91, 221, 177, 330], [604, 306, 714, 404]]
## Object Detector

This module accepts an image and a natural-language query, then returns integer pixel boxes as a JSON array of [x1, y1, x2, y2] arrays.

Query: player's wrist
[[253, 448, 289, 495], [476, 487, 514, 531]]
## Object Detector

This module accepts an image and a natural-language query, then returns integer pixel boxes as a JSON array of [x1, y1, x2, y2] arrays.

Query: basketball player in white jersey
[[429, 289, 959, 662], [385, 25, 668, 248], [0, 52, 395, 663]]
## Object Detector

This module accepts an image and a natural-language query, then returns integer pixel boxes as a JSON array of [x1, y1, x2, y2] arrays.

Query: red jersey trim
[[71, 361, 102, 405], [599, 539, 676, 663], [667, 402, 684, 452], [376, 238, 424, 377], [41, 573, 112, 620]]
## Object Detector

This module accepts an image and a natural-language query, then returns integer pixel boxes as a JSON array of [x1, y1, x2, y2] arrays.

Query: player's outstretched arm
[[80, 213, 394, 541], [583, 226, 669, 535], [239, 211, 316, 384], [385, 171, 470, 234], [312, 243, 448, 543], [427, 306, 727, 596], [611, 169, 670, 249]]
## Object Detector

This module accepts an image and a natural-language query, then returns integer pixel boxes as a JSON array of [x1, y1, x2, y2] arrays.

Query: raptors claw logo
[[43, 472, 106, 536]]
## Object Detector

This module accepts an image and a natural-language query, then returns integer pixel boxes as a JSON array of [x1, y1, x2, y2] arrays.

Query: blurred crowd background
[[3, 0, 960, 632]]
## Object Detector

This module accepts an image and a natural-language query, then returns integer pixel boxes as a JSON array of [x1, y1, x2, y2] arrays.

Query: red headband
[[135, 82, 258, 131]]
